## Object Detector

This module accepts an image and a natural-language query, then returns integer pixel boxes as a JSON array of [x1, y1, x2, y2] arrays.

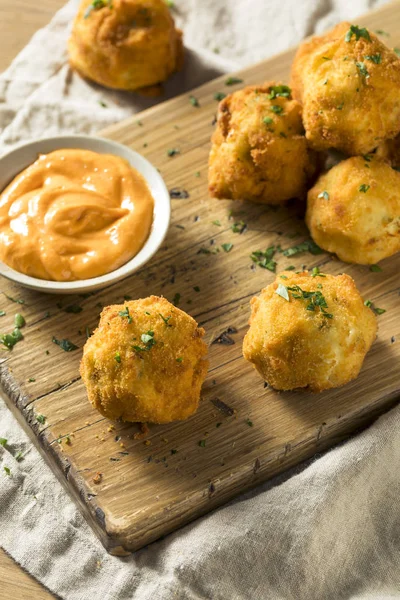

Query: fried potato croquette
[[291, 22, 400, 155], [80, 296, 209, 423], [306, 156, 400, 264], [243, 271, 376, 392], [68, 0, 183, 92], [376, 133, 400, 169], [208, 82, 316, 205]]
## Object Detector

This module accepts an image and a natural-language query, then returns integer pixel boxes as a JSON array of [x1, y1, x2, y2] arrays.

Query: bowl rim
[[0, 134, 171, 294]]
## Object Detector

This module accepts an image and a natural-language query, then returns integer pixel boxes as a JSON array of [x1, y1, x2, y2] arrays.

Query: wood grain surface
[[0, 0, 399, 595], [0, 0, 399, 559]]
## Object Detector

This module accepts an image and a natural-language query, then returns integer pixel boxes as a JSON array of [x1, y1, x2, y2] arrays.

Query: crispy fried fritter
[[208, 82, 316, 205], [291, 22, 400, 155], [376, 133, 400, 168], [243, 271, 376, 392], [80, 296, 209, 423], [306, 156, 400, 264], [68, 0, 183, 92]]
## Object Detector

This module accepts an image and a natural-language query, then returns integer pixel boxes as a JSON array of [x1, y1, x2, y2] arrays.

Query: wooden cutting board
[[1, 1, 399, 556]]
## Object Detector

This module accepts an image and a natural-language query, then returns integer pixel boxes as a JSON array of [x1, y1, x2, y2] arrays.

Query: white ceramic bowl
[[0, 135, 171, 294]]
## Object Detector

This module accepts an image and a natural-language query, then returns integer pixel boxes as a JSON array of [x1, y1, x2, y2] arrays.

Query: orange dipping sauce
[[0, 149, 154, 281]]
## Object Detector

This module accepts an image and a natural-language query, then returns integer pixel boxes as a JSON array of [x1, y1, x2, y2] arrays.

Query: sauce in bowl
[[0, 149, 154, 281]]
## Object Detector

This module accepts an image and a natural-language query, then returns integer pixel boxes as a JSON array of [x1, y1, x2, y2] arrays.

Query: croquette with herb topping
[[208, 82, 317, 205], [291, 22, 400, 155], [80, 296, 209, 423], [306, 156, 400, 264], [68, 0, 183, 93], [243, 271, 377, 392]]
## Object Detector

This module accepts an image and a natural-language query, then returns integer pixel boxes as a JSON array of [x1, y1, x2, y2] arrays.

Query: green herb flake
[[263, 116, 273, 125], [375, 29, 389, 36], [251, 246, 277, 272], [394, 48, 400, 56], [370, 264, 382, 272], [355, 61, 370, 79], [159, 313, 172, 326], [221, 243, 233, 253], [287, 284, 333, 319], [270, 105, 283, 115], [198, 439, 206, 447], [176, 357, 183, 363], [345, 25, 371, 43], [4, 466, 10, 476], [84, 0, 111, 18], [193, 286, 200, 292], [195, 171, 201, 177], [225, 76, 243, 86], [245, 418, 253, 427], [36, 414, 46, 425], [336, 102, 344, 110], [212, 220, 221, 226], [1, 329, 23, 350], [311, 267, 326, 278], [52, 337, 78, 352], [99, 100, 107, 108], [15, 452, 23, 462], [5, 295, 24, 304], [365, 53, 381, 64], [119, 307, 133, 323], [318, 191, 329, 200], [14, 313, 25, 328], [115, 351, 121, 363], [167, 148, 180, 157], [28, 377, 36, 382], [231, 221, 247, 233], [359, 184, 370, 193], [189, 95, 200, 107], [275, 283, 290, 301], [173, 293, 181, 306], [214, 92, 226, 101], [374, 307, 386, 315], [0, 438, 7, 447], [268, 84, 291, 99], [170, 449, 178, 455], [0, 311, 6, 317], [286, 265, 296, 271], [283, 240, 323, 257], [216, 422, 222, 428]]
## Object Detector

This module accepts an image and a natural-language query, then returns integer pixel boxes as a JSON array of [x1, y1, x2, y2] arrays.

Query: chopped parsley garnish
[[28, 377, 36, 382], [173, 293, 181, 306], [36, 414, 46, 424], [336, 102, 344, 110], [0, 438, 7, 447], [345, 25, 371, 43], [99, 100, 107, 108], [119, 307, 133, 323], [84, 0, 111, 18], [14, 313, 25, 328], [171, 449, 178, 455], [359, 184, 370, 193], [286, 284, 333, 319], [195, 171, 201, 177], [355, 61, 370, 79], [0, 311, 5, 317], [167, 148, 180, 157], [193, 286, 200, 292], [225, 76, 243, 85], [221, 243, 233, 252], [52, 337, 78, 352], [363, 154, 372, 162], [64, 305, 83, 314], [275, 283, 290, 301], [5, 295, 24, 304], [1, 329, 23, 350], [15, 452, 23, 462], [280, 275, 288, 279], [318, 191, 329, 200], [4, 466, 10, 476], [270, 105, 283, 115], [115, 352, 121, 363], [132, 330, 156, 352], [176, 357, 183, 363], [364, 299, 386, 315], [263, 116, 273, 125], [283, 240, 323, 257], [286, 265, 296, 270], [124, 295, 132, 301], [365, 53, 381, 64], [198, 439, 206, 447], [394, 48, 400, 56], [311, 267, 326, 277], [251, 246, 277, 271], [268, 85, 291, 99], [370, 264, 382, 272], [245, 418, 253, 427], [159, 313, 172, 326], [214, 92, 226, 101], [212, 220, 221, 226], [231, 221, 247, 233], [189, 95, 199, 107]]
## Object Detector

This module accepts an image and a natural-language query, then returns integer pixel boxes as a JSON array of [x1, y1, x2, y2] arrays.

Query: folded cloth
[[0, 1, 398, 599]]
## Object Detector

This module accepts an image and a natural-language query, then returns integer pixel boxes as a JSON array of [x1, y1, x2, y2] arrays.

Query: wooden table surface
[[0, 2, 63, 597]]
